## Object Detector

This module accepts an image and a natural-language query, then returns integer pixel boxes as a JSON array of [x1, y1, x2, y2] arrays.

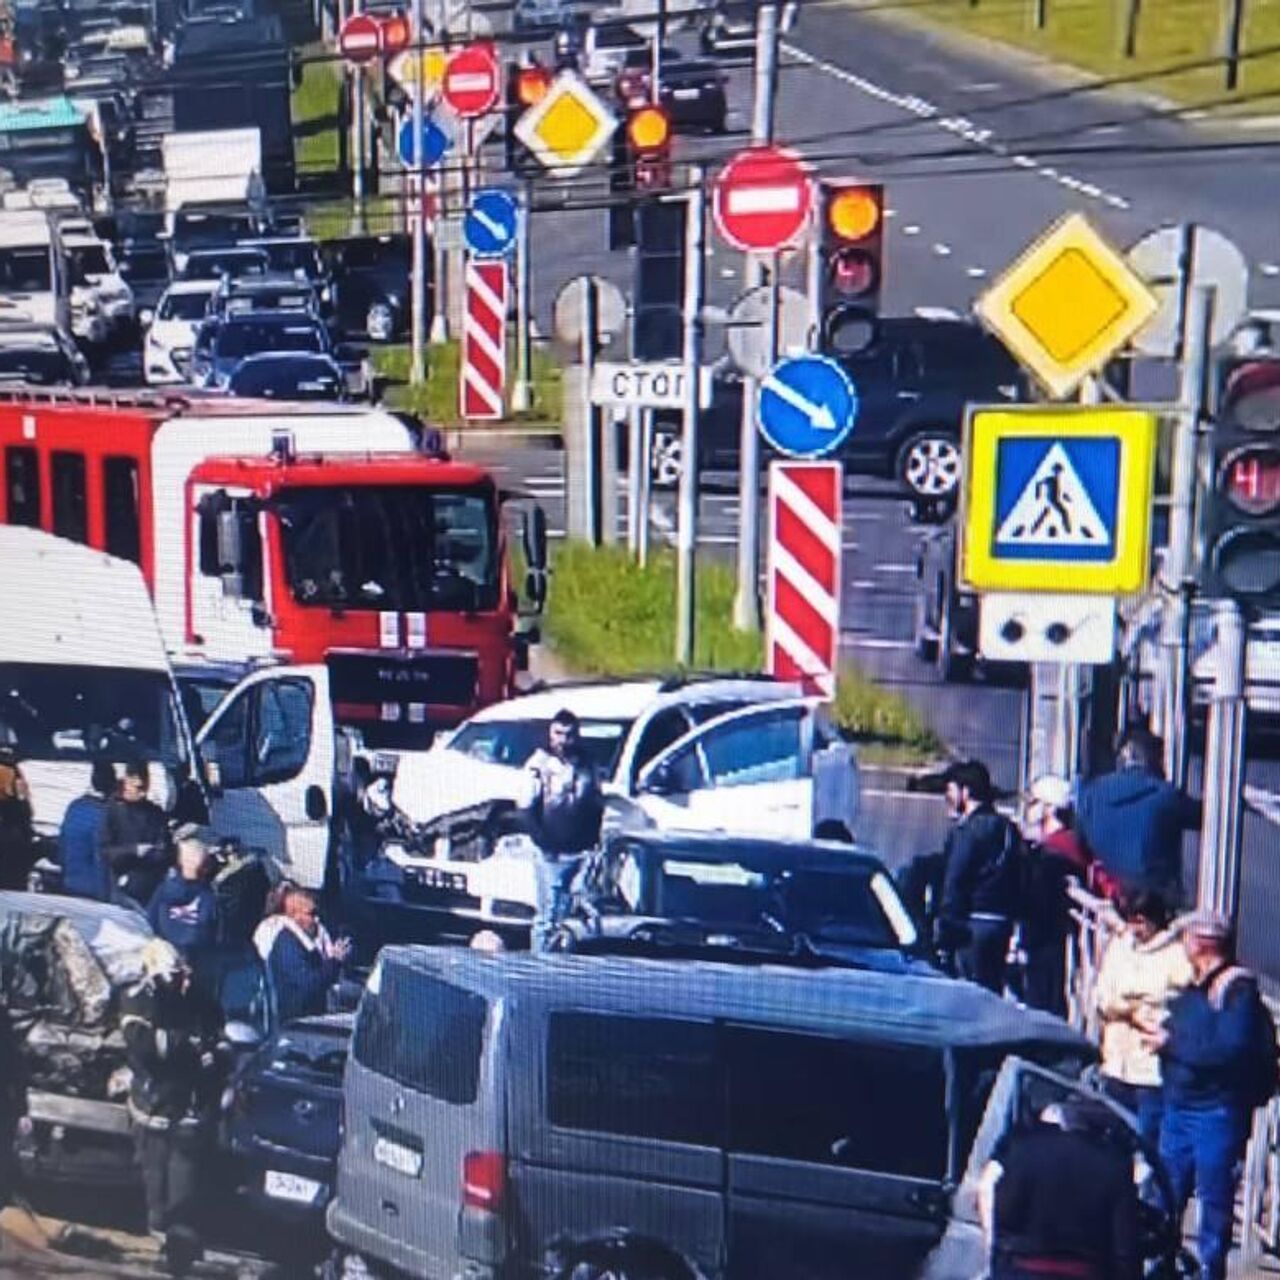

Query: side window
[[4, 446, 40, 526], [727, 1028, 948, 1180], [547, 1014, 719, 1147], [201, 689, 251, 790], [103, 457, 141, 564], [701, 711, 803, 788], [251, 679, 313, 786], [51, 451, 87, 544], [630, 707, 692, 783], [658, 741, 706, 793]]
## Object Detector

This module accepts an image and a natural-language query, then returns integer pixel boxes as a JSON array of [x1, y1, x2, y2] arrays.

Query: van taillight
[[462, 1151, 506, 1212]]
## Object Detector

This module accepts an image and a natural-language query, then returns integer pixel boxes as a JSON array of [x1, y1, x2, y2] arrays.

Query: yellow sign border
[[959, 405, 1158, 595], [975, 212, 1158, 400]]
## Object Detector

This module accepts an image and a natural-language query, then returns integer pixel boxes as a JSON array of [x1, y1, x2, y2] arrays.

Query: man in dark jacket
[[121, 939, 228, 1277], [937, 760, 1021, 993], [58, 758, 116, 899], [1076, 729, 1200, 905], [101, 760, 170, 907], [147, 832, 219, 956], [1143, 910, 1278, 1280], [267, 888, 349, 1023], [988, 1101, 1141, 1280]]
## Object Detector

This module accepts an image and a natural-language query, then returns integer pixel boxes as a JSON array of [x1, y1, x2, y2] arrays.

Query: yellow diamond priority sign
[[513, 71, 616, 176], [976, 213, 1158, 400], [388, 45, 449, 98]]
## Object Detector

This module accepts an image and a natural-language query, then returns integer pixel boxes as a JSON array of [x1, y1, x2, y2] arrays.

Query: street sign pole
[[638, 409, 654, 568], [1198, 597, 1248, 922], [1160, 281, 1214, 789], [626, 405, 642, 554], [677, 171, 707, 665], [581, 275, 601, 546], [512, 184, 532, 412], [352, 63, 367, 233], [430, 0, 450, 345], [733, 0, 779, 633], [410, 0, 427, 384]]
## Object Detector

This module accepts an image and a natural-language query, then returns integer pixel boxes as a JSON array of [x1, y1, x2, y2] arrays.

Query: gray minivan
[[326, 950, 1179, 1280]]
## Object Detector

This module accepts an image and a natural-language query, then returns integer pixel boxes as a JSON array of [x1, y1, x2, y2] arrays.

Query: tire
[[896, 431, 962, 501], [366, 301, 395, 343], [650, 426, 682, 489]]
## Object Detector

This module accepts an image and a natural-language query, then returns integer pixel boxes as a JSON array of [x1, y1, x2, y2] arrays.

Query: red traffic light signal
[[379, 12, 412, 55], [516, 64, 552, 107]]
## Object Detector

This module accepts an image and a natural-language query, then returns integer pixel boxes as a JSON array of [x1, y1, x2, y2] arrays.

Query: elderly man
[[1141, 910, 1279, 1280], [147, 829, 219, 955], [266, 888, 350, 1023]]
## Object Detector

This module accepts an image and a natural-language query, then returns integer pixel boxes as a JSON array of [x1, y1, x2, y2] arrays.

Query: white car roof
[[163, 280, 219, 297]]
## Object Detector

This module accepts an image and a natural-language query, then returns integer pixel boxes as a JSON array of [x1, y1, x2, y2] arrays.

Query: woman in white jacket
[[1093, 890, 1193, 1147]]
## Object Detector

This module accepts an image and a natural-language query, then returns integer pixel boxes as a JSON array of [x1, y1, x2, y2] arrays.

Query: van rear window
[[352, 969, 486, 1105]]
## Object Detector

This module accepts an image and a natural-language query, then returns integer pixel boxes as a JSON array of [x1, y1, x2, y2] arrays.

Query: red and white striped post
[[461, 258, 507, 420], [766, 460, 842, 697]]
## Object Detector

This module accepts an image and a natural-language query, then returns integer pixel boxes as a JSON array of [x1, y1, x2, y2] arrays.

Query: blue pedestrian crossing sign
[[398, 114, 452, 168], [757, 355, 858, 459], [961, 406, 1157, 595], [464, 188, 519, 258]]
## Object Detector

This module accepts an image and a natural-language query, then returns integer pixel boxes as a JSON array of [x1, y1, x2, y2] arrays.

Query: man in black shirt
[[101, 760, 170, 907]]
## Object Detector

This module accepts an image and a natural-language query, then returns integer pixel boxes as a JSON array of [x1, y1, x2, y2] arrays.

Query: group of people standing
[[932, 729, 1278, 1280]]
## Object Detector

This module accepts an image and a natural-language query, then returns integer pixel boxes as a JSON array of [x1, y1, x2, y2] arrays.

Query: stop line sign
[[713, 145, 812, 253]]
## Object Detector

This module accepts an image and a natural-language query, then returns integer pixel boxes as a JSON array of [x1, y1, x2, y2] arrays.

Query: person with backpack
[[1139, 910, 1279, 1280], [936, 760, 1022, 993]]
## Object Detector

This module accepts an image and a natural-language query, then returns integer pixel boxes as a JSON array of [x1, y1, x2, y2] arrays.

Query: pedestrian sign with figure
[[960, 406, 1156, 595]]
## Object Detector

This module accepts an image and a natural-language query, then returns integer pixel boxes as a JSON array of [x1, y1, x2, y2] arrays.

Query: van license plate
[[373, 1137, 423, 1178], [264, 1170, 323, 1204]]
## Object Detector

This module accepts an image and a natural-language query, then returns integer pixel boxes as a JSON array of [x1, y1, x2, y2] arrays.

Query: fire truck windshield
[[274, 485, 499, 612], [0, 663, 186, 766]]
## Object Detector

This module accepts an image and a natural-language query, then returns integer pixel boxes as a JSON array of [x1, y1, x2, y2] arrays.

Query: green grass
[[895, 0, 1280, 107], [292, 46, 342, 173], [373, 341, 564, 426], [541, 542, 946, 765]]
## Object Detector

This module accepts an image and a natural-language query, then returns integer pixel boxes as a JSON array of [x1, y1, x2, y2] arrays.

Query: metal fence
[[1064, 883, 1280, 1268]]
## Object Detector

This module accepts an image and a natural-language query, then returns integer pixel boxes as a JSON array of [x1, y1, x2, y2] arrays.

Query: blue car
[[192, 309, 331, 389]]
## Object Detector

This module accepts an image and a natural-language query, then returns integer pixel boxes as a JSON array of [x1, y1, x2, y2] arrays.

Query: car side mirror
[[522, 504, 548, 571], [305, 784, 328, 822], [524, 569, 547, 614], [216, 509, 243, 598]]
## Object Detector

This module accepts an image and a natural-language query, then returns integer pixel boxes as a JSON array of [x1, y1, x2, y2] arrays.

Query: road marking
[[1261, 263, 1280, 277], [847, 578, 877, 589], [932, 242, 952, 257], [1245, 784, 1280, 827], [873, 563, 917, 574], [841, 636, 916, 650], [902, 223, 921, 236], [967, 266, 987, 278]]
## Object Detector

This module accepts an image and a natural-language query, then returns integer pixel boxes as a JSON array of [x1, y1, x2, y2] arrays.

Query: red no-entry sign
[[338, 12, 382, 65], [713, 145, 813, 253], [442, 42, 500, 118]]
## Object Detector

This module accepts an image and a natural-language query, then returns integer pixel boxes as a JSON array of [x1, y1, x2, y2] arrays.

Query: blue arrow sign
[[757, 355, 858, 458], [398, 114, 452, 168], [464, 188, 519, 258]]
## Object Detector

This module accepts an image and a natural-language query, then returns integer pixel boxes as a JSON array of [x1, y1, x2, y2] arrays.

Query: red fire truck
[[0, 389, 545, 748]]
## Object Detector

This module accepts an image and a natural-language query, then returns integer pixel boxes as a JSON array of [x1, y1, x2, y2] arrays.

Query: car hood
[[393, 750, 527, 826], [148, 318, 197, 347]]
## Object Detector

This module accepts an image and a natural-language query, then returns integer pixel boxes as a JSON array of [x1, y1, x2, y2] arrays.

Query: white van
[[0, 210, 70, 334]]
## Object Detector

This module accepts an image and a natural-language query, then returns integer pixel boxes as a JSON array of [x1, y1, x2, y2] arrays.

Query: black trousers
[[956, 917, 1011, 993], [1022, 938, 1069, 1016], [133, 1122, 206, 1239]]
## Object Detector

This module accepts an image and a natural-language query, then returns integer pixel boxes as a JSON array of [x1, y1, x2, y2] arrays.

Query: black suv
[[655, 318, 1027, 501]]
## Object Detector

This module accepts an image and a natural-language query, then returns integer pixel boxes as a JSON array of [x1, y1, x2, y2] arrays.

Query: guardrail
[[1064, 882, 1280, 1267]]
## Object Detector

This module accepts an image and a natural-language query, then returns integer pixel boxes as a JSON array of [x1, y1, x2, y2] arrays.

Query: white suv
[[142, 280, 216, 384]]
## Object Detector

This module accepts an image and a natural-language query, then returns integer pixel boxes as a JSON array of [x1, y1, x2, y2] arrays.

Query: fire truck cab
[[0, 390, 545, 753]]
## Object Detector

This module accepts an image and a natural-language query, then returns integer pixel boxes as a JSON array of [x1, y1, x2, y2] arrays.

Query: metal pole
[[410, 0, 427, 384], [732, 0, 779, 633], [511, 183, 532, 412], [638, 409, 653, 568], [1198, 598, 1248, 920], [627, 405, 642, 554], [430, 0, 449, 344], [1161, 279, 1214, 788], [676, 173, 706, 665], [352, 65, 367, 232], [581, 275, 601, 546], [651, 0, 667, 94]]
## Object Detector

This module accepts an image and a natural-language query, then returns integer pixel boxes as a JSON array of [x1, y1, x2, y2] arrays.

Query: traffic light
[[817, 179, 884, 357], [627, 104, 672, 192], [1204, 357, 1280, 604], [633, 199, 685, 360], [504, 60, 551, 175]]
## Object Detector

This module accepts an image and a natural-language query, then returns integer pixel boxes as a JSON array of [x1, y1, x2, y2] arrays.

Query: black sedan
[[615, 52, 728, 133], [226, 352, 348, 402], [323, 233, 418, 342], [222, 1013, 351, 1237]]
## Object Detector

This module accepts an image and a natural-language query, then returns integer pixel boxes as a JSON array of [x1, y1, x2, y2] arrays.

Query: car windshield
[[215, 319, 324, 359], [274, 484, 499, 612], [120, 245, 169, 282], [0, 662, 185, 766], [604, 839, 916, 948], [229, 356, 341, 400], [69, 244, 111, 277], [0, 248, 51, 292], [159, 290, 211, 321], [223, 289, 314, 315], [448, 717, 633, 773], [0, 347, 68, 383], [251, 241, 323, 278], [335, 237, 409, 272], [182, 251, 268, 281], [173, 212, 256, 251]]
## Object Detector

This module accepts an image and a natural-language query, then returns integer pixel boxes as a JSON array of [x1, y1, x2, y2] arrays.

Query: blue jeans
[[532, 853, 584, 954], [1159, 1101, 1251, 1280]]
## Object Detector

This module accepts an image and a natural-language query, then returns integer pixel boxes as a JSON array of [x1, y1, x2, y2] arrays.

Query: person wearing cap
[[937, 759, 1022, 993], [147, 831, 220, 957], [1076, 728, 1200, 906], [1139, 910, 1278, 1280], [120, 938, 228, 1276], [1093, 891, 1191, 1148]]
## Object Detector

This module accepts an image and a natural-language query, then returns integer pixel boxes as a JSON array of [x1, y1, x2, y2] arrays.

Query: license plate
[[409, 867, 465, 891], [674, 87, 701, 99], [263, 1170, 324, 1204], [373, 1136, 423, 1178]]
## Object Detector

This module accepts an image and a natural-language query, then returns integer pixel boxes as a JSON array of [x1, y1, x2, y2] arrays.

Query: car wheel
[[897, 431, 962, 500], [650, 426, 682, 489], [366, 301, 395, 343]]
